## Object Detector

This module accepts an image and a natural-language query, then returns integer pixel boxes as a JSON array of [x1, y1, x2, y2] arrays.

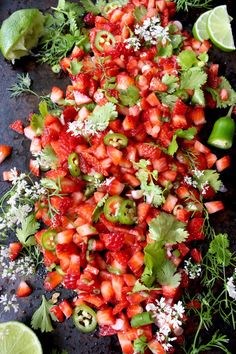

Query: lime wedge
[[0, 9, 44, 61], [207, 5, 235, 52], [192, 10, 212, 42], [0, 321, 43, 354]]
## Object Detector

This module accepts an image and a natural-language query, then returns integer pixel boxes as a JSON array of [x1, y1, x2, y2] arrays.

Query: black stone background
[[0, 0, 235, 353]]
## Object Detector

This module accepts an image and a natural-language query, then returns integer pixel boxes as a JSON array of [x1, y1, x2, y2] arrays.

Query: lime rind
[[0, 321, 43, 354], [0, 9, 44, 61], [193, 10, 211, 42], [207, 5, 235, 52]]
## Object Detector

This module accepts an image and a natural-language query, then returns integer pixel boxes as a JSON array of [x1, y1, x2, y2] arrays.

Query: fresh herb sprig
[[175, 0, 213, 12]]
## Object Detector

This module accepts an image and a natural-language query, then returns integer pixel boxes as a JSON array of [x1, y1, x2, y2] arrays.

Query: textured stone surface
[[0, 1, 235, 353]]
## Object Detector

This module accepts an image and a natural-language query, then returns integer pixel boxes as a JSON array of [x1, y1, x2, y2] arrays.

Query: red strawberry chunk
[[100, 233, 125, 251], [17, 281, 32, 297], [9, 120, 24, 134], [9, 242, 22, 261]]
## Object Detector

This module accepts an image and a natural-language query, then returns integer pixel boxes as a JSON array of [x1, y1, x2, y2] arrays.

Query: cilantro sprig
[[31, 295, 55, 332]]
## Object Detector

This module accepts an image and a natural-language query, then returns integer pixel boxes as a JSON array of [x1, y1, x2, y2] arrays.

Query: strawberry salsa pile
[[2, 0, 236, 353]]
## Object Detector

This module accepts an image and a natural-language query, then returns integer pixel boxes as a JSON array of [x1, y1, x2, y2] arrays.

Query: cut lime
[[0, 321, 43, 354], [0, 9, 44, 61], [207, 5, 235, 52], [192, 10, 211, 42]]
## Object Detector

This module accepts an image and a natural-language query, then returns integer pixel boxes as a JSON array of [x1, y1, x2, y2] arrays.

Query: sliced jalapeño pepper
[[104, 196, 123, 222], [73, 304, 97, 333], [68, 152, 81, 177], [104, 133, 128, 149], [103, 2, 120, 15], [118, 199, 137, 225], [95, 30, 116, 52], [41, 230, 57, 251], [131, 312, 154, 328]]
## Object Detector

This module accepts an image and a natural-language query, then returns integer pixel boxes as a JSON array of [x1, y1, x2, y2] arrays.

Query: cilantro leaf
[[41, 178, 61, 192], [133, 6, 147, 22], [196, 169, 222, 192], [180, 67, 207, 90], [156, 44, 173, 58], [31, 295, 54, 333], [86, 102, 118, 134], [192, 88, 205, 106], [119, 85, 140, 107], [149, 212, 189, 245], [16, 214, 40, 246], [40, 145, 58, 169], [92, 193, 109, 222], [208, 233, 232, 267], [206, 76, 236, 108], [141, 242, 181, 288], [132, 280, 160, 293], [178, 50, 198, 70], [162, 74, 179, 93], [69, 59, 83, 75], [168, 127, 197, 155], [133, 336, 148, 354], [158, 93, 178, 109], [39, 100, 48, 118], [31, 114, 44, 136]]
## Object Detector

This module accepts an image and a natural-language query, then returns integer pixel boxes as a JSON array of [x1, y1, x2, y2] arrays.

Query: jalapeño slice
[[95, 30, 116, 52], [73, 304, 97, 333], [68, 152, 81, 177], [104, 196, 123, 223], [41, 230, 57, 251], [104, 133, 128, 149], [118, 199, 137, 225]]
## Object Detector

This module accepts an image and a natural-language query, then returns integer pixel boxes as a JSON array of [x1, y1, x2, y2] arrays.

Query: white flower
[[192, 169, 204, 178], [124, 37, 141, 51], [134, 16, 170, 46], [184, 176, 198, 188], [184, 258, 202, 279], [226, 276, 236, 299], [0, 293, 19, 313]]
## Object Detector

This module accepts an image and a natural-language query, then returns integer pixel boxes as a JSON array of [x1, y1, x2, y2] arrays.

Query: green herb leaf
[[92, 193, 109, 222], [158, 93, 178, 109], [80, 0, 105, 15], [16, 214, 40, 246], [133, 336, 148, 354], [162, 74, 179, 93], [149, 212, 189, 245], [168, 127, 197, 155], [180, 67, 207, 90], [175, 0, 213, 12], [206, 76, 236, 108], [196, 169, 222, 192], [70, 59, 83, 75], [208, 233, 232, 266], [39, 100, 48, 118], [119, 85, 140, 107], [178, 50, 198, 70], [8, 73, 32, 97], [85, 102, 118, 134], [40, 145, 58, 169], [133, 5, 147, 22], [156, 43, 173, 58], [132, 280, 160, 293], [41, 178, 61, 191], [31, 295, 54, 333], [30, 113, 44, 136]]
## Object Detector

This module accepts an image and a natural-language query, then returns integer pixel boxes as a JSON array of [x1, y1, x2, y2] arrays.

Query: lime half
[[0, 9, 44, 61], [192, 10, 211, 42], [0, 321, 43, 354], [207, 5, 235, 52]]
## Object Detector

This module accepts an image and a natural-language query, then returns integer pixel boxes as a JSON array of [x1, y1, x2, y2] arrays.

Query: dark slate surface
[[0, 1, 236, 353]]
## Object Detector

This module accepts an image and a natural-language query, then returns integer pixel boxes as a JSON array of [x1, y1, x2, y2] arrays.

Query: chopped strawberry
[[29, 159, 40, 176], [17, 281, 32, 297], [97, 308, 116, 326], [44, 271, 63, 291], [100, 233, 125, 251], [9, 120, 24, 134], [173, 99, 188, 116], [9, 242, 22, 261], [216, 156, 230, 172], [204, 201, 224, 214], [162, 285, 178, 299], [187, 218, 205, 241], [0, 145, 12, 164], [50, 305, 64, 322], [51, 86, 64, 103], [59, 300, 73, 318]]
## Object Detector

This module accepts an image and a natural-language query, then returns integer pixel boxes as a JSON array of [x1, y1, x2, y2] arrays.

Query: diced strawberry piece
[[162, 194, 178, 213], [117, 333, 134, 354], [29, 159, 40, 177], [101, 280, 115, 302], [216, 156, 230, 172], [194, 140, 210, 154], [44, 271, 63, 291], [0, 145, 12, 164], [175, 208, 190, 223], [172, 114, 188, 129], [153, 157, 168, 172], [9, 242, 22, 261], [108, 178, 125, 196], [24, 126, 36, 140], [112, 300, 129, 316], [146, 92, 161, 107], [107, 146, 123, 165], [59, 300, 73, 318], [111, 275, 124, 301], [97, 308, 116, 326], [188, 107, 206, 125], [50, 305, 64, 322], [173, 99, 188, 116], [128, 251, 144, 274], [116, 74, 134, 90], [123, 274, 137, 287], [206, 152, 217, 168], [51, 86, 64, 103], [177, 243, 190, 257], [50, 196, 72, 214], [148, 339, 165, 354], [150, 77, 167, 92], [127, 304, 143, 318], [137, 143, 161, 159], [16, 281, 32, 297], [99, 325, 117, 336], [127, 292, 147, 305], [3, 169, 18, 181], [63, 274, 79, 290], [57, 230, 75, 244], [122, 173, 140, 187], [191, 248, 202, 263], [9, 120, 24, 134], [187, 218, 205, 241], [162, 285, 178, 299], [100, 233, 125, 251], [76, 293, 104, 308], [204, 201, 224, 214], [76, 223, 97, 237], [60, 57, 71, 71], [137, 203, 151, 223]]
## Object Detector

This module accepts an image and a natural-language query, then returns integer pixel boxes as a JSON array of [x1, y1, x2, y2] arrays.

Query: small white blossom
[[134, 16, 170, 46], [226, 276, 236, 300], [184, 176, 198, 188], [184, 258, 202, 279], [124, 37, 141, 51], [192, 169, 204, 178], [0, 293, 19, 313]]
